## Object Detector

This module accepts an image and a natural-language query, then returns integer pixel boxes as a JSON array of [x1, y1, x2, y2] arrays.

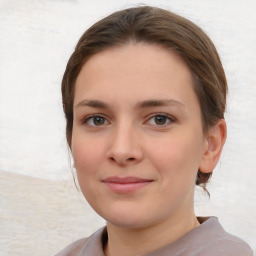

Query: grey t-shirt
[[55, 217, 253, 256]]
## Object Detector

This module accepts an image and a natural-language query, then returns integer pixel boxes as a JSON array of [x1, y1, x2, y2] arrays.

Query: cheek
[[72, 135, 105, 178], [146, 133, 203, 182], [71, 135, 107, 206]]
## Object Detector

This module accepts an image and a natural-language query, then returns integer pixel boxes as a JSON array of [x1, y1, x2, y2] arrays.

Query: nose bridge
[[107, 117, 142, 165]]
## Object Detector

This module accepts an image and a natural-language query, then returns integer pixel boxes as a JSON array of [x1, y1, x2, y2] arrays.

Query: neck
[[104, 210, 200, 256]]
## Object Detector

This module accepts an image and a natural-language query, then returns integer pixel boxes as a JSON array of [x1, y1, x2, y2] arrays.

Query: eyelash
[[81, 113, 176, 127], [81, 114, 109, 127], [146, 113, 176, 126]]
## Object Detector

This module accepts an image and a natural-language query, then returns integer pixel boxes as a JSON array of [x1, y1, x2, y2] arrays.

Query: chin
[[97, 205, 151, 229], [105, 210, 165, 230], [107, 216, 149, 229]]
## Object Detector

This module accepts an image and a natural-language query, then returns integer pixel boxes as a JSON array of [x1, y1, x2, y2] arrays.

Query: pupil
[[93, 117, 104, 126], [155, 116, 166, 125]]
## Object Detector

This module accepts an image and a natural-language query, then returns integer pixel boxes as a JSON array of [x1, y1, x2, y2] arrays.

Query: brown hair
[[61, 5, 227, 190]]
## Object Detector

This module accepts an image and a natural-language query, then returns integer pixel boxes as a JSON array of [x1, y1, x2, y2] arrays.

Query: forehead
[[74, 43, 197, 108]]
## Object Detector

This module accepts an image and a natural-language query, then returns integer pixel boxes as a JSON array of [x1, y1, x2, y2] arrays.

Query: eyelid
[[80, 112, 176, 126], [144, 113, 176, 125], [81, 114, 110, 126]]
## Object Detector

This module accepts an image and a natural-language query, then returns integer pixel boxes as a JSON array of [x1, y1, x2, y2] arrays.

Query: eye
[[83, 115, 109, 127], [147, 114, 174, 126]]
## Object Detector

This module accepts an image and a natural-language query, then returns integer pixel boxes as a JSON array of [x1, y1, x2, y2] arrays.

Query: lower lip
[[103, 181, 152, 193]]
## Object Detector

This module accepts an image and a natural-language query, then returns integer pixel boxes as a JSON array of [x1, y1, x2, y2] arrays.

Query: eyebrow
[[75, 100, 108, 109], [75, 99, 184, 109], [136, 99, 184, 108]]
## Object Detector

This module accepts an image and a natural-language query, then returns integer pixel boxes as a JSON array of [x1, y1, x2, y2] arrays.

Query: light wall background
[[0, 0, 255, 255]]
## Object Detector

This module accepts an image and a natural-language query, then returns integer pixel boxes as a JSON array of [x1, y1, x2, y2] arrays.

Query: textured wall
[[0, 171, 105, 255], [0, 0, 255, 255]]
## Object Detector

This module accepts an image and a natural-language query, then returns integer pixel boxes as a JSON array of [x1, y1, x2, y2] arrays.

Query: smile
[[102, 176, 153, 194]]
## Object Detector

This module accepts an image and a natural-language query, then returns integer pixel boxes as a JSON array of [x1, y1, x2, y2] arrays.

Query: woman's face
[[72, 43, 208, 229]]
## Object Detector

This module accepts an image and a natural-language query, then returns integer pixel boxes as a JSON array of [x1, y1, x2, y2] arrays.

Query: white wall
[[0, 0, 255, 253]]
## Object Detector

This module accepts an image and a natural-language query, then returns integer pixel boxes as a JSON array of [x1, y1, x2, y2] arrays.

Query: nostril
[[108, 156, 136, 164], [110, 157, 115, 162]]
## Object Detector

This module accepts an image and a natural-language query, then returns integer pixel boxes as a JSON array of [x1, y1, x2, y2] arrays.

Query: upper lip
[[102, 176, 153, 184]]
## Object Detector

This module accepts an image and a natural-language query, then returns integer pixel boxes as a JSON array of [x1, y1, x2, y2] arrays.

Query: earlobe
[[199, 119, 227, 174]]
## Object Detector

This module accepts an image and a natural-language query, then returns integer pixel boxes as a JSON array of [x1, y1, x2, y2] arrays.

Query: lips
[[102, 176, 153, 193]]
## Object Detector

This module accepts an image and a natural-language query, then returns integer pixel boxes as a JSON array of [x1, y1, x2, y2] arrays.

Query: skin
[[72, 43, 226, 256]]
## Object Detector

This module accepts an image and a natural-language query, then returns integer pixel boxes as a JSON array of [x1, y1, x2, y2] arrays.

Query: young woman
[[56, 6, 253, 256]]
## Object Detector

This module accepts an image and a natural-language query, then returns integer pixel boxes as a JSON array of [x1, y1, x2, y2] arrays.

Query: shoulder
[[200, 233, 253, 256], [54, 237, 88, 256], [194, 217, 253, 256], [54, 226, 107, 256]]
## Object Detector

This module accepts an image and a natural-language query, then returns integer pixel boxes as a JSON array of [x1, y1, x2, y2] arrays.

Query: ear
[[199, 119, 227, 173]]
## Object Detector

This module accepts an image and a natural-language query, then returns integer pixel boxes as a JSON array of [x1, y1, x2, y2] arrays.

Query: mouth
[[102, 176, 153, 194]]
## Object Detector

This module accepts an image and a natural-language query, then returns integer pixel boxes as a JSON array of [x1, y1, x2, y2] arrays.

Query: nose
[[106, 122, 143, 166]]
